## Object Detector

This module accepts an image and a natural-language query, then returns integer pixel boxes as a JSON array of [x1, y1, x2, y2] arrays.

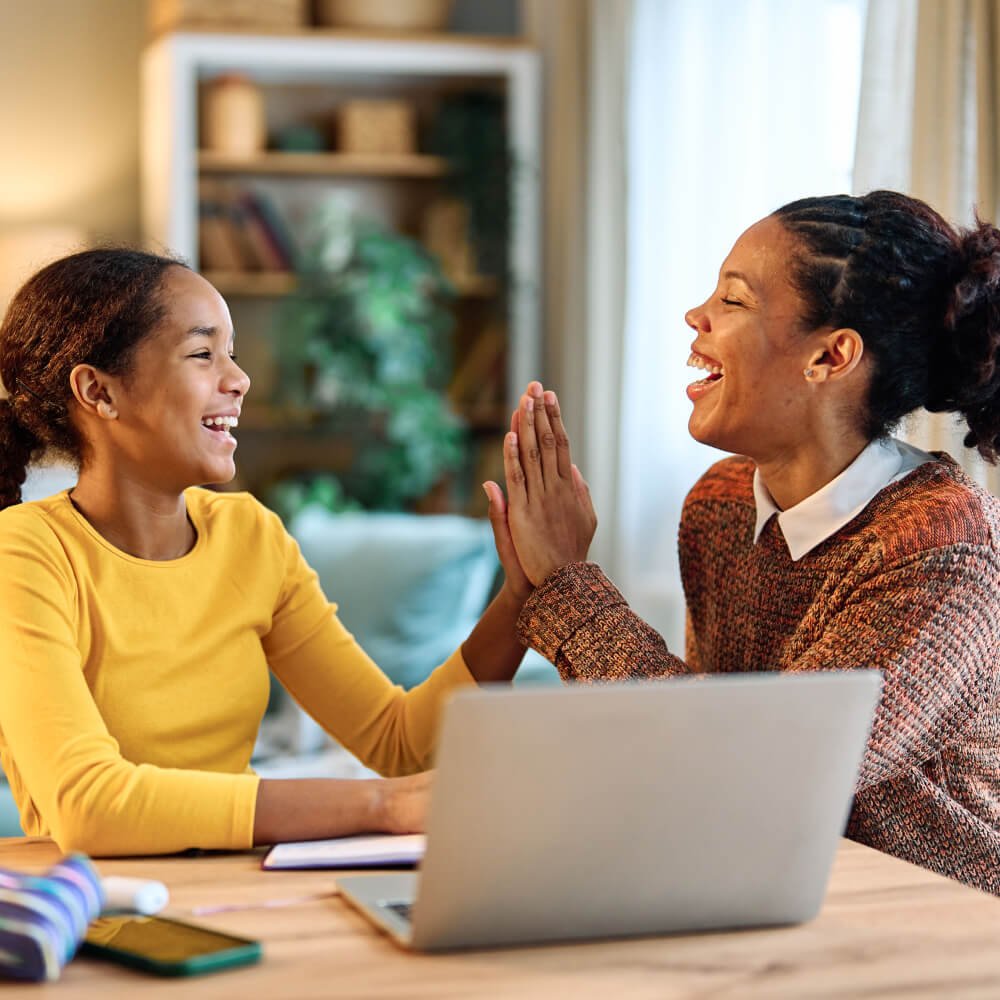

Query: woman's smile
[[685, 349, 725, 401]]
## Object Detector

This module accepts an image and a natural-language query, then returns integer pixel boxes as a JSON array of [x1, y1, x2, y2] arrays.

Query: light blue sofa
[[258, 508, 559, 761]]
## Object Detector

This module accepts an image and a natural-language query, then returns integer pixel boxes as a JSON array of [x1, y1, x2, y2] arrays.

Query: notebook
[[337, 671, 882, 951], [263, 834, 424, 871]]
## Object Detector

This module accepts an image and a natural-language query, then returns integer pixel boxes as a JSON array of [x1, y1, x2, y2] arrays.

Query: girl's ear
[[69, 364, 118, 420]]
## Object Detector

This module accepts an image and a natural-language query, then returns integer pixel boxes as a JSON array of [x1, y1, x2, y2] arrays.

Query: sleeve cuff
[[516, 562, 627, 663]]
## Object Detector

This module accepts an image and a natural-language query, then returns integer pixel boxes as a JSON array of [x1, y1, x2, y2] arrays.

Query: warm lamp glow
[[0, 226, 89, 316]]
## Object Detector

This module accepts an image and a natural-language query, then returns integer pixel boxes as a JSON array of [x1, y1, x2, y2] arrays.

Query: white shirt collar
[[752, 437, 935, 561]]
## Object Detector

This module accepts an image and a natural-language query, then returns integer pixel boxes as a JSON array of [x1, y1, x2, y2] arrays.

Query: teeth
[[686, 352, 724, 376], [202, 416, 238, 429]]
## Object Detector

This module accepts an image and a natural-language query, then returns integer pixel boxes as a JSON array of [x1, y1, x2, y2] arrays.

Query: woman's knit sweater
[[517, 455, 1000, 895]]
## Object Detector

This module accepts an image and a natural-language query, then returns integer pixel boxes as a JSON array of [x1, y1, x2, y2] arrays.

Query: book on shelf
[[198, 198, 244, 272], [198, 182, 297, 273], [238, 189, 297, 271]]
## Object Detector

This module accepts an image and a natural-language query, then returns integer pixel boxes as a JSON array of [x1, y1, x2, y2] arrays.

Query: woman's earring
[[803, 368, 815, 379]]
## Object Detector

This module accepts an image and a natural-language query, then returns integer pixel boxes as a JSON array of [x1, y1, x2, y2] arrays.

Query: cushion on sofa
[[290, 509, 500, 690]]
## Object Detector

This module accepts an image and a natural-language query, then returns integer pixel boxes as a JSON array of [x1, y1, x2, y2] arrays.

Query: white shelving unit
[[140, 30, 542, 407]]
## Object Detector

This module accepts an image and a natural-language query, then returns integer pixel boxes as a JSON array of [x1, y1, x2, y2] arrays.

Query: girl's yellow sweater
[[0, 488, 473, 856]]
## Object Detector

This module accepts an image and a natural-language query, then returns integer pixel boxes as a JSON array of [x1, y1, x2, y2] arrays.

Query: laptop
[[337, 670, 882, 951]]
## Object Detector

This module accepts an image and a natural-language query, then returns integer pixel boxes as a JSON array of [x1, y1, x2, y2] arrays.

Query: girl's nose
[[226, 360, 251, 398]]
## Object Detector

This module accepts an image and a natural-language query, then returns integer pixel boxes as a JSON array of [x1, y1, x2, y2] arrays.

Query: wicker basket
[[149, 0, 307, 34], [316, 0, 453, 31], [336, 100, 416, 156]]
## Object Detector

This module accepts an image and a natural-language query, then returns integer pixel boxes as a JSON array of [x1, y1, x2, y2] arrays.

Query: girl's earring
[[803, 368, 815, 379]]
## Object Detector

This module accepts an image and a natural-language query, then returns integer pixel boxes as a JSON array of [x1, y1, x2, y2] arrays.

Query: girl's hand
[[500, 382, 597, 586], [372, 771, 433, 834], [483, 480, 534, 604]]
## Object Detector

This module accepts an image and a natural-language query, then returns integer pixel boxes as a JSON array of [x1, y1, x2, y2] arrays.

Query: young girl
[[0, 249, 530, 856]]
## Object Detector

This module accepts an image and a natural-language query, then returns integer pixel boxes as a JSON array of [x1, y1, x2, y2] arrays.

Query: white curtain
[[853, 0, 1000, 493], [521, 0, 632, 573], [620, 0, 866, 649]]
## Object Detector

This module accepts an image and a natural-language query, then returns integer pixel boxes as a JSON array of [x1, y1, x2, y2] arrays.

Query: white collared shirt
[[752, 437, 936, 561]]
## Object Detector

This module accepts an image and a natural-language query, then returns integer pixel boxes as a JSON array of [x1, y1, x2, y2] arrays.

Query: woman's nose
[[684, 305, 709, 332]]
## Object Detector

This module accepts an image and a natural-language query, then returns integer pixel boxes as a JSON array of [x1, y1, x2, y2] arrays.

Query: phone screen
[[82, 916, 261, 975]]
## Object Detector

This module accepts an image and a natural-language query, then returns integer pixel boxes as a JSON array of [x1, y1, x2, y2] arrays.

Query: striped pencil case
[[0, 854, 105, 982]]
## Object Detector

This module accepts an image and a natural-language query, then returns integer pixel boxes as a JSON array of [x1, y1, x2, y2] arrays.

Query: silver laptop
[[337, 670, 881, 951]]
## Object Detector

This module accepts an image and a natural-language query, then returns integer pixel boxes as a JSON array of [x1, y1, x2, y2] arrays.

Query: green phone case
[[81, 917, 262, 977]]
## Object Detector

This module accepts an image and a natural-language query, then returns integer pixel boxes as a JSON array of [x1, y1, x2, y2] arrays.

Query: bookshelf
[[202, 270, 499, 297], [140, 31, 541, 511], [198, 150, 451, 177]]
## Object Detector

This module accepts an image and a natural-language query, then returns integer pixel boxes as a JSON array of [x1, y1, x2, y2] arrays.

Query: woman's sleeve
[[260, 515, 476, 776], [0, 515, 260, 857], [785, 545, 1000, 790], [516, 562, 690, 681]]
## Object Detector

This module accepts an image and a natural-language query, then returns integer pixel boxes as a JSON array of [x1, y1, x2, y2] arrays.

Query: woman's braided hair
[[775, 190, 1000, 460]]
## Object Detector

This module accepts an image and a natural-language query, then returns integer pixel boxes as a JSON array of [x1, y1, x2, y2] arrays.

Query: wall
[[0, 1, 145, 244]]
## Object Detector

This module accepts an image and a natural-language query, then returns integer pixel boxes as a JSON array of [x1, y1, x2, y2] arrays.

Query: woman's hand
[[491, 381, 597, 586], [371, 771, 434, 834]]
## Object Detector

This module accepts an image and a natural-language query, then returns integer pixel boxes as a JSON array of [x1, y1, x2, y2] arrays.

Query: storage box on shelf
[[141, 31, 540, 512]]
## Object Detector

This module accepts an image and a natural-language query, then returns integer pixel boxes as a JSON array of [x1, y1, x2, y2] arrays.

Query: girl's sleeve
[[260, 511, 476, 776]]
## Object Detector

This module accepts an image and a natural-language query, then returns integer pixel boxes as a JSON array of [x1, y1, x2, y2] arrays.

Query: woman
[[0, 249, 530, 856], [485, 190, 1000, 895]]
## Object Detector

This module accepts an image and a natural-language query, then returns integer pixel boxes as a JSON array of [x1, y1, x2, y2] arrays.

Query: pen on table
[[192, 890, 339, 916]]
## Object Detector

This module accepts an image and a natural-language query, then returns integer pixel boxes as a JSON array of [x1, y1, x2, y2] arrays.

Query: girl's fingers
[[483, 482, 519, 570], [482, 480, 507, 514], [572, 464, 598, 525]]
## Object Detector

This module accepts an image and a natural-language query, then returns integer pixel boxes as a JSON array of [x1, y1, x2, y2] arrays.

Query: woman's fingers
[[517, 385, 545, 498], [531, 383, 561, 484], [544, 390, 572, 479]]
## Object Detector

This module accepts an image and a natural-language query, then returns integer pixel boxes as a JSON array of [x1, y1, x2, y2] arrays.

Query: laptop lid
[[347, 670, 881, 951]]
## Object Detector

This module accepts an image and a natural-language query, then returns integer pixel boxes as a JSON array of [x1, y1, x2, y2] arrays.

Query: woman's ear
[[803, 328, 864, 382], [69, 364, 118, 420]]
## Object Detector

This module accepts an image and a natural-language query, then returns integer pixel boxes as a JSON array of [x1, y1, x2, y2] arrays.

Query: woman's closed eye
[[720, 297, 745, 307]]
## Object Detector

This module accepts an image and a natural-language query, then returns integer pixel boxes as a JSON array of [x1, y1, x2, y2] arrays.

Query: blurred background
[[2, 0, 998, 653]]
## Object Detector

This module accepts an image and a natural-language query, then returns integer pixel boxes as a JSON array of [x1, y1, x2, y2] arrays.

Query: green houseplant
[[269, 202, 466, 516]]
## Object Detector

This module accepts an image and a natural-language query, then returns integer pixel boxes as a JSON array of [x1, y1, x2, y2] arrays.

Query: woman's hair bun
[[925, 216, 1000, 459]]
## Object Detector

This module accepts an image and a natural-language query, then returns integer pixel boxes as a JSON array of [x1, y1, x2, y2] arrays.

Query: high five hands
[[483, 381, 598, 591]]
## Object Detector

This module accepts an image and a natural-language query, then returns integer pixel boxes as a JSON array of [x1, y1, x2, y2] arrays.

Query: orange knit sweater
[[517, 454, 1000, 895]]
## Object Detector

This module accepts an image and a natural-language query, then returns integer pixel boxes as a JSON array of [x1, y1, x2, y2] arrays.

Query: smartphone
[[80, 915, 262, 977]]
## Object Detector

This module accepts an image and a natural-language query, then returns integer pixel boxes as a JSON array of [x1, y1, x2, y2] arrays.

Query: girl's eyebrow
[[184, 326, 236, 348]]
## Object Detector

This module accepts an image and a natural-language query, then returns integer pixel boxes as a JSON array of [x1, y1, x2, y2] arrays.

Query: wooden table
[[1, 837, 999, 998]]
